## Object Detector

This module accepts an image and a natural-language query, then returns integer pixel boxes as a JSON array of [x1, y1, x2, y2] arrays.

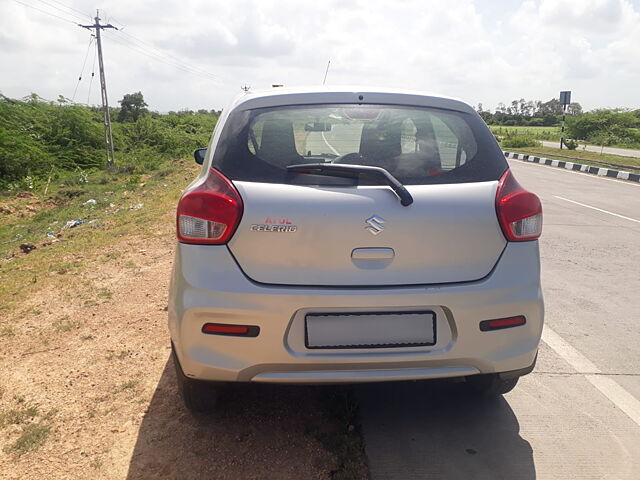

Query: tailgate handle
[[351, 248, 395, 260]]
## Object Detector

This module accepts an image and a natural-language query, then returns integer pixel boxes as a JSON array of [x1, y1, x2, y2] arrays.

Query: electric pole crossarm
[[79, 10, 117, 168]]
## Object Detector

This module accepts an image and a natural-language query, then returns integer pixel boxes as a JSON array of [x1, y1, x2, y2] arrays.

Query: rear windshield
[[212, 104, 506, 185]]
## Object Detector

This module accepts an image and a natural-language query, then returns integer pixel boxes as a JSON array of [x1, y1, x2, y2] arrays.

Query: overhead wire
[[113, 27, 221, 82], [11, 0, 79, 25], [46, 0, 92, 21], [71, 34, 94, 102], [104, 29, 221, 84], [13, 1, 226, 92], [31, 0, 88, 22], [87, 39, 98, 104], [113, 30, 221, 82]]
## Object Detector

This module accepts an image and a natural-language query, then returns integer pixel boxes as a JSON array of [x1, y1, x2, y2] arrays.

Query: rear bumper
[[168, 242, 544, 383]]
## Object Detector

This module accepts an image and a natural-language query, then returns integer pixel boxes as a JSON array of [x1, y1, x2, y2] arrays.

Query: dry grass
[[0, 160, 367, 479]]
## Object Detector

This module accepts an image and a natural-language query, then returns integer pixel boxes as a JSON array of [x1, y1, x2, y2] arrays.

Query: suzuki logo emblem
[[365, 215, 385, 235]]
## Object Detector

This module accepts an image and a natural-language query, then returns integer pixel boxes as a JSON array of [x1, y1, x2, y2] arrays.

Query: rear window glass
[[213, 104, 506, 185]]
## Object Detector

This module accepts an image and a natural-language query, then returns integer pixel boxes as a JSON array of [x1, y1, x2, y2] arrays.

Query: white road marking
[[553, 196, 640, 224], [542, 325, 640, 427], [586, 375, 640, 427], [321, 131, 341, 156], [541, 327, 600, 374]]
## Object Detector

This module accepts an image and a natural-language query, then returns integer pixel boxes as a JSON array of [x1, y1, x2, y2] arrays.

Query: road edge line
[[542, 325, 640, 428]]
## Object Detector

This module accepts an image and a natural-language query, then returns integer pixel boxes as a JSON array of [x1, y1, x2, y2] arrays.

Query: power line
[[104, 30, 221, 83], [14, 0, 223, 85], [114, 28, 221, 81], [46, 0, 92, 20], [110, 30, 221, 82], [71, 34, 94, 102], [108, 17, 221, 81], [32, 0, 88, 22], [87, 40, 98, 104], [12, 0, 79, 24]]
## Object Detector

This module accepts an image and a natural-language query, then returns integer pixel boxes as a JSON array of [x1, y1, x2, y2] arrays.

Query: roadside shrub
[[566, 109, 638, 147], [0, 93, 218, 191], [501, 136, 539, 148], [563, 139, 578, 150]]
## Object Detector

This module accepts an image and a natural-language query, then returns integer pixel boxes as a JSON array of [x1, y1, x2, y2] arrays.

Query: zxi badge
[[365, 215, 385, 235]]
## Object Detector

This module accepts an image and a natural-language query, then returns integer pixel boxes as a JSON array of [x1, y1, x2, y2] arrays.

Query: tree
[[117, 91, 149, 123], [566, 109, 636, 146], [476, 103, 494, 123], [537, 98, 563, 116], [567, 102, 583, 116]]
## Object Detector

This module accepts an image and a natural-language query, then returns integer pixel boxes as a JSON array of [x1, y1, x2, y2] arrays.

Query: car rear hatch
[[228, 180, 505, 286], [211, 100, 510, 287]]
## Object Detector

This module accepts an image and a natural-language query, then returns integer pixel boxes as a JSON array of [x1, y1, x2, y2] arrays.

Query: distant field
[[505, 145, 640, 171], [489, 126, 561, 141]]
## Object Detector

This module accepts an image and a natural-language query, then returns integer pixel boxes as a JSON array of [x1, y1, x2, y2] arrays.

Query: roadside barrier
[[504, 152, 640, 183]]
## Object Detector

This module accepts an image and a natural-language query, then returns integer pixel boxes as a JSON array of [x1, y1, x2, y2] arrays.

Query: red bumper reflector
[[201, 323, 260, 337], [479, 316, 526, 332]]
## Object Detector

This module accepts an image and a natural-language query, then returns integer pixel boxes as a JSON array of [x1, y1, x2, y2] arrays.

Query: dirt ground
[[0, 214, 366, 479]]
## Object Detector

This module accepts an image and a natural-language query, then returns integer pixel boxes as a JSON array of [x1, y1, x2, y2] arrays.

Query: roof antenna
[[323, 60, 331, 85]]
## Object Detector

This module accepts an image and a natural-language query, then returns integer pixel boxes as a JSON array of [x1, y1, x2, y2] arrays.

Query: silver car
[[168, 87, 544, 412]]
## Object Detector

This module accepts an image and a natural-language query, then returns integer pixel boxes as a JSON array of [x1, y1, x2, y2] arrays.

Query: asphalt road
[[358, 160, 640, 479], [541, 140, 640, 159]]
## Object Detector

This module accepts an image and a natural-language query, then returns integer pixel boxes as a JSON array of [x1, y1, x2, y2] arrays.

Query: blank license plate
[[305, 311, 436, 349]]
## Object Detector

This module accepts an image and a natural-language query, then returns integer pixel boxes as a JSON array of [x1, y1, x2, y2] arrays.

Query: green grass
[[0, 406, 39, 427], [491, 125, 640, 150], [0, 159, 194, 312], [490, 125, 561, 141], [7, 422, 51, 455], [505, 145, 640, 171], [118, 379, 139, 391], [53, 315, 81, 332], [0, 325, 15, 337], [96, 287, 113, 299], [1, 402, 52, 456]]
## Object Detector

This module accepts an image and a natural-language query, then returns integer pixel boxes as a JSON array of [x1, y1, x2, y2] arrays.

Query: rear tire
[[171, 344, 220, 413], [466, 374, 519, 396]]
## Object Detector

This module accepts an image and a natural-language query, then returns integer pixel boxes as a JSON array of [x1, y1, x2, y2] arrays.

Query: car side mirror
[[194, 148, 207, 165]]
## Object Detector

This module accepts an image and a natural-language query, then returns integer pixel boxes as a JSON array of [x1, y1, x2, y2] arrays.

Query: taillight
[[177, 168, 243, 244], [495, 169, 542, 241], [479, 315, 526, 331], [202, 323, 260, 337]]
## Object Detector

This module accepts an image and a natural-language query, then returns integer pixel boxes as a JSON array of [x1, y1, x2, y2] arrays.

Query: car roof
[[227, 86, 475, 114]]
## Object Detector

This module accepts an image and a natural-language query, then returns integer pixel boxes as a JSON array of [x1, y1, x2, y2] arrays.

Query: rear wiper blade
[[287, 163, 413, 207]]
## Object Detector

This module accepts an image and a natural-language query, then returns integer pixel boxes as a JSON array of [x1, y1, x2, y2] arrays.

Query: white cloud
[[503, 0, 640, 104], [0, 0, 638, 111]]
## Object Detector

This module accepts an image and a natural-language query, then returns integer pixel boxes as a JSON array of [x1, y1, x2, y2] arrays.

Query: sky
[[1, 0, 639, 112]]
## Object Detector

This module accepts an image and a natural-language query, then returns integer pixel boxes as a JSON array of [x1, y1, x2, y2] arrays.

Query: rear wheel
[[466, 374, 519, 396], [171, 344, 221, 413]]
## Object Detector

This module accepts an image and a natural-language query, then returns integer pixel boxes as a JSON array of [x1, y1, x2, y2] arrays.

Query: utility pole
[[81, 10, 117, 168], [559, 91, 571, 150]]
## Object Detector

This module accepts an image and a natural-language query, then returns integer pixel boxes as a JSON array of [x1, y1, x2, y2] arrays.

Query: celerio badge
[[365, 215, 385, 235], [251, 217, 298, 233]]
